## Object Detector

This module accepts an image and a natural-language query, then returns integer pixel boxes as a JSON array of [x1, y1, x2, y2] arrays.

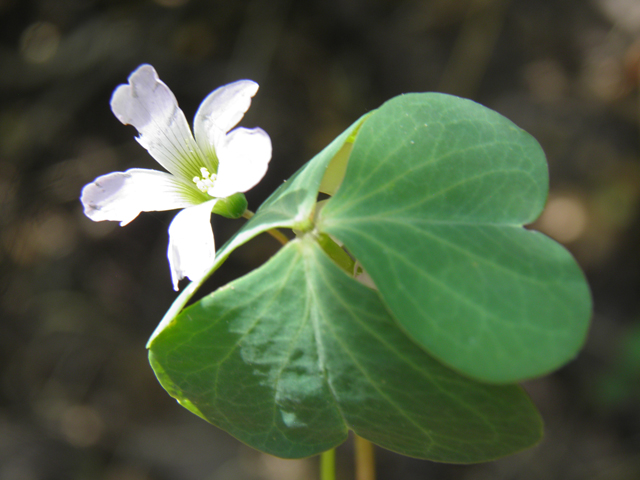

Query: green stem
[[320, 448, 336, 480], [316, 233, 355, 275], [355, 435, 375, 480], [316, 235, 376, 480], [242, 209, 289, 246]]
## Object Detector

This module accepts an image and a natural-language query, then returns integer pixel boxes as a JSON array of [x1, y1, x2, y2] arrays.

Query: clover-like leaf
[[149, 238, 542, 461], [148, 92, 591, 463], [319, 93, 591, 383]]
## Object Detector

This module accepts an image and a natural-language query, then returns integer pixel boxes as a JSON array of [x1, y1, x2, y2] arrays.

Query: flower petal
[[81, 168, 196, 226], [110, 64, 204, 181], [193, 80, 259, 163], [167, 199, 217, 291], [208, 127, 272, 198]]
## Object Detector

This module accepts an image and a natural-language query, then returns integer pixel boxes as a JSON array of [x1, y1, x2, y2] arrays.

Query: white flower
[[81, 64, 272, 290]]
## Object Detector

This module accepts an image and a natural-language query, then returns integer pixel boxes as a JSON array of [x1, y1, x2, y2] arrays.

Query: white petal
[[167, 199, 217, 291], [193, 80, 259, 161], [81, 168, 196, 226], [110, 64, 204, 180], [208, 127, 272, 198]]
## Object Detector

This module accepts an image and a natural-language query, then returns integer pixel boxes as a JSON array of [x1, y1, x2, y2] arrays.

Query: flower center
[[193, 167, 217, 196]]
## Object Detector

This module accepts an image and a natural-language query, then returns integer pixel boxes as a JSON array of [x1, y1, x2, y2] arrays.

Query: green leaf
[[320, 93, 591, 383], [149, 237, 542, 462]]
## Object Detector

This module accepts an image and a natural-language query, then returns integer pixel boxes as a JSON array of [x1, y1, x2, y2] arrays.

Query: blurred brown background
[[1, 0, 640, 479]]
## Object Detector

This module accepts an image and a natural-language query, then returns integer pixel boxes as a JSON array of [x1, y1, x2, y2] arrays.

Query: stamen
[[192, 167, 217, 195]]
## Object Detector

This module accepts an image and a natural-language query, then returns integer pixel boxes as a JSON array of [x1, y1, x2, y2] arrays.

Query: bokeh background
[[2, 0, 640, 479]]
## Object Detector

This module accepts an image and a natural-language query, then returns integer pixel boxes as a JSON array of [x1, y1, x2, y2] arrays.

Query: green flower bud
[[213, 192, 248, 219]]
